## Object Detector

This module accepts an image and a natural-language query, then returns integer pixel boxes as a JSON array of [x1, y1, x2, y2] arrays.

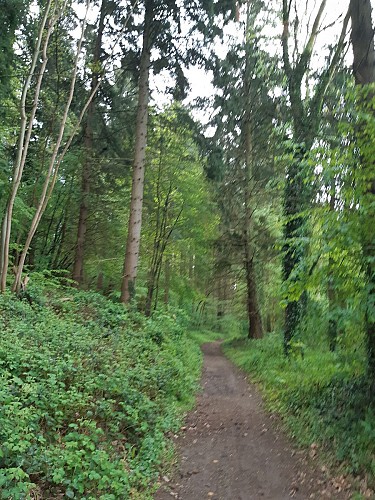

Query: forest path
[[155, 341, 350, 500]]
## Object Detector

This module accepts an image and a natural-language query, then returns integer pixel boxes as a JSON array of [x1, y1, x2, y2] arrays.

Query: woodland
[[0, 0, 374, 498]]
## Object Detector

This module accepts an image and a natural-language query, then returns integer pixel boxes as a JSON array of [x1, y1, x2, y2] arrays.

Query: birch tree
[[0, 0, 58, 292]]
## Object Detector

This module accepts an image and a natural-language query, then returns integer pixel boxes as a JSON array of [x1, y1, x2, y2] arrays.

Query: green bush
[[0, 287, 201, 498], [224, 333, 375, 482]]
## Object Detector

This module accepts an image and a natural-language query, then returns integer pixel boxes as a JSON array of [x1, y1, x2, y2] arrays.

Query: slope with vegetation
[[0, 275, 201, 498]]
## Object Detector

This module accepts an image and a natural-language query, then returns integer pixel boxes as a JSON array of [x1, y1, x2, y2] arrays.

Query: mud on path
[[155, 341, 351, 500]]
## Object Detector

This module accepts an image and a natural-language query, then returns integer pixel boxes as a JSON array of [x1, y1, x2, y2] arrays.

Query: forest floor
[[155, 341, 354, 500]]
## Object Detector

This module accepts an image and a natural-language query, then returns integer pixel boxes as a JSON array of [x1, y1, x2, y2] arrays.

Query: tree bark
[[121, 0, 154, 303], [350, 0, 375, 85], [243, 124, 263, 340], [243, 0, 263, 340]]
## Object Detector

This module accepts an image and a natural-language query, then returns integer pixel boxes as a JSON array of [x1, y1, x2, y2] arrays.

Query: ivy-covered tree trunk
[[72, 0, 106, 286], [282, 147, 309, 352], [327, 185, 338, 351], [350, 0, 375, 376], [281, 0, 349, 353], [121, 0, 154, 304]]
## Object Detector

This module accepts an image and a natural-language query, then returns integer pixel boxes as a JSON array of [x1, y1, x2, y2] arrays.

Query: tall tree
[[281, 0, 350, 353], [207, 1, 279, 338], [120, 0, 231, 303], [72, 0, 107, 286], [0, 0, 56, 292], [349, 0, 375, 376], [121, 0, 154, 303]]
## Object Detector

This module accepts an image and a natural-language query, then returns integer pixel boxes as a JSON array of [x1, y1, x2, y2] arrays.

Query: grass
[[189, 328, 223, 346], [223, 332, 375, 490]]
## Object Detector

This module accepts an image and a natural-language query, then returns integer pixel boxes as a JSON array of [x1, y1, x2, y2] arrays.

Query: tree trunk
[[0, 1, 54, 292], [72, 0, 106, 286], [121, 0, 154, 304], [243, 8, 263, 339], [328, 183, 338, 351], [281, 0, 349, 353], [282, 152, 306, 353], [243, 129, 263, 339], [72, 120, 92, 285], [350, 0, 375, 86], [12, 2, 91, 293], [244, 251, 263, 339], [350, 0, 375, 376]]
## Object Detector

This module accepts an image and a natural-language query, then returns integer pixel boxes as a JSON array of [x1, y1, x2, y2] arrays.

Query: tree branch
[[295, 0, 327, 81]]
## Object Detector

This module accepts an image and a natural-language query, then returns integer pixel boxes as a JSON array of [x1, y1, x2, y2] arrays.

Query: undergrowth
[[188, 329, 223, 346], [0, 279, 201, 499], [223, 333, 375, 485]]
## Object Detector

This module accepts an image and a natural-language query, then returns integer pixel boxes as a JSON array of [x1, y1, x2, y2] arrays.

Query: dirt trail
[[155, 341, 351, 500]]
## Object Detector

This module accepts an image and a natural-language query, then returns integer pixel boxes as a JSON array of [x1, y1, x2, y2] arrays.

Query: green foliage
[[188, 329, 223, 346], [224, 333, 375, 481], [0, 285, 201, 498]]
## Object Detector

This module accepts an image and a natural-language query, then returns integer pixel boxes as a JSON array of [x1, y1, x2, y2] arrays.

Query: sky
[[72, 0, 373, 123], [151, 0, 359, 123]]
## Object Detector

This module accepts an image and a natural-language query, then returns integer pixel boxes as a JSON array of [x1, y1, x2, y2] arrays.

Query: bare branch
[[295, 0, 327, 79], [310, 6, 351, 124]]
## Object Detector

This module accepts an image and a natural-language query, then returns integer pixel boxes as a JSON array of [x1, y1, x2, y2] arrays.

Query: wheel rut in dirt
[[155, 341, 350, 500]]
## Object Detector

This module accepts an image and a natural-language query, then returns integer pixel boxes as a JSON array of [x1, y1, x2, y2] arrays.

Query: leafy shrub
[[224, 333, 375, 482], [0, 288, 201, 498]]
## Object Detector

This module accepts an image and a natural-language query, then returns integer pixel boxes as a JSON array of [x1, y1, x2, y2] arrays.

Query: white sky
[[182, 1, 352, 114]]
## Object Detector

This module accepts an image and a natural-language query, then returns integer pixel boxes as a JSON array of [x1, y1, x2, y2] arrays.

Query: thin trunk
[[145, 197, 182, 316], [282, 152, 306, 353], [0, 0, 55, 292], [97, 271, 104, 291], [145, 272, 156, 317], [72, 0, 106, 286], [350, 0, 375, 376], [244, 252, 262, 339], [12, 1, 91, 293], [217, 274, 224, 319], [145, 144, 165, 316], [121, 0, 154, 303]]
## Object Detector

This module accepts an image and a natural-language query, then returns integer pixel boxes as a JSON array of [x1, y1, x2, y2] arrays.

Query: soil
[[155, 341, 353, 500]]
